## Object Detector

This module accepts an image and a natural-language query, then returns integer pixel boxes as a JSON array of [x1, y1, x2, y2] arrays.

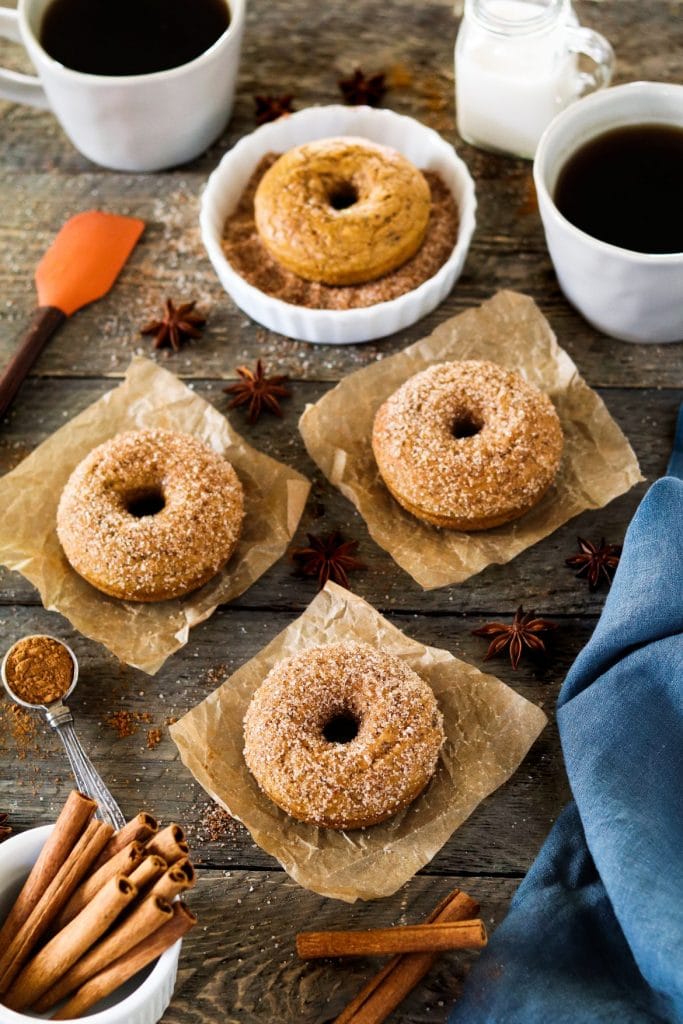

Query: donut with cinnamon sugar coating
[[372, 360, 563, 530], [57, 428, 244, 602], [243, 641, 444, 830]]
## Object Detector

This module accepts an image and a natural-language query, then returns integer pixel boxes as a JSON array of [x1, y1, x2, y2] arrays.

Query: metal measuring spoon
[[1, 634, 125, 830]]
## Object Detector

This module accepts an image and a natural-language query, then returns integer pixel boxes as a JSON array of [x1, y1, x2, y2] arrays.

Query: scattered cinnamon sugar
[[2, 703, 38, 759], [189, 802, 241, 845], [5, 636, 74, 706], [106, 709, 152, 739], [222, 154, 459, 310], [386, 63, 414, 89], [146, 727, 162, 750], [203, 805, 237, 842], [207, 665, 230, 685]]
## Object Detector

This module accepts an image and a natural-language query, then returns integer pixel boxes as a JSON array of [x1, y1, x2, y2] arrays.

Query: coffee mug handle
[[566, 25, 615, 97], [0, 7, 49, 109]]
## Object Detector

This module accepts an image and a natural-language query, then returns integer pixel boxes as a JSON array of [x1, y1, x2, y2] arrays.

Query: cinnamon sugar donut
[[243, 641, 444, 830], [253, 137, 432, 286], [372, 360, 563, 530], [57, 429, 244, 602]]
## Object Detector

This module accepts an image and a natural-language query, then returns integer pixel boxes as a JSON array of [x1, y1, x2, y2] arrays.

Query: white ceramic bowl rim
[[0, 825, 181, 1024], [200, 103, 477, 327], [20, 0, 244, 86], [533, 81, 683, 264]]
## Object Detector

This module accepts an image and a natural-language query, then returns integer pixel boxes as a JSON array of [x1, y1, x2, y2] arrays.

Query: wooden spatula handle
[[0, 305, 66, 420]]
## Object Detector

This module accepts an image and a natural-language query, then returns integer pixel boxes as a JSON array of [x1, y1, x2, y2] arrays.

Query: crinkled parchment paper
[[170, 581, 547, 902], [299, 291, 643, 589], [0, 357, 310, 674]]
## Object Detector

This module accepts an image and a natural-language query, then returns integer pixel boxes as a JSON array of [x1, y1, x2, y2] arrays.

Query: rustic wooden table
[[0, 0, 681, 1020]]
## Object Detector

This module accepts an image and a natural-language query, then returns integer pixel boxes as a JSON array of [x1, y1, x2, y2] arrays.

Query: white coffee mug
[[0, 0, 245, 172], [534, 81, 683, 344]]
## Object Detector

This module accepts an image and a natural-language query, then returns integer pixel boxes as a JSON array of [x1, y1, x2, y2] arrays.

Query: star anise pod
[[338, 68, 387, 107], [472, 606, 558, 671], [0, 813, 11, 843], [291, 530, 366, 590], [223, 360, 290, 423], [565, 537, 622, 591], [140, 298, 206, 353], [254, 93, 295, 125]]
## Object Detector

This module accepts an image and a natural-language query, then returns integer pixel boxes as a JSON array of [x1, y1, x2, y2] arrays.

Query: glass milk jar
[[455, 0, 614, 159]]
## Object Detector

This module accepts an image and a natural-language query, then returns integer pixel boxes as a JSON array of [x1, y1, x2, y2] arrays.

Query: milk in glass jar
[[455, 0, 614, 159]]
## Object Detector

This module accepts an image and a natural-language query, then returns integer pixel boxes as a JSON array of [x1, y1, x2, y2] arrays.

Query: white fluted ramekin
[[200, 104, 477, 344], [0, 826, 181, 1024]]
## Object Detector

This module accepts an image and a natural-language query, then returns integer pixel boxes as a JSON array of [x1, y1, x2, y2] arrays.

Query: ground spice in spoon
[[5, 636, 74, 705]]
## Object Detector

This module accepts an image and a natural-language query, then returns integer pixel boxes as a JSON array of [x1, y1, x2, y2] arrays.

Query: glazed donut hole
[[451, 412, 483, 439], [322, 708, 360, 744], [123, 484, 166, 518], [326, 178, 359, 211]]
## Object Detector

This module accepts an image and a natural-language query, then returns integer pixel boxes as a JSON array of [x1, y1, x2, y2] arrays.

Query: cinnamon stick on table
[[128, 854, 168, 894], [4, 874, 138, 1011], [145, 823, 189, 864], [0, 791, 96, 954], [53, 902, 197, 1021], [147, 857, 195, 902], [56, 840, 146, 929], [90, 812, 158, 872], [0, 817, 112, 994], [297, 920, 487, 960], [33, 894, 173, 1013], [333, 888, 480, 1024]]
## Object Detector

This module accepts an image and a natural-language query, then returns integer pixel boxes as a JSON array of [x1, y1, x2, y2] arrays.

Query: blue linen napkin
[[450, 409, 683, 1024]]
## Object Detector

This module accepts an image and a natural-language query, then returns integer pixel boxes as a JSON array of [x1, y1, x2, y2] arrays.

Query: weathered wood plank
[[1, 178, 681, 388], [0, 601, 579, 875], [0, 378, 676, 615], [163, 871, 519, 1024], [0, 0, 681, 1019], [1, 2, 682, 387]]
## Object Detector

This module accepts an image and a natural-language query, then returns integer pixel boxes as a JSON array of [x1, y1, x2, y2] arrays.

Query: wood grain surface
[[0, 0, 682, 1020]]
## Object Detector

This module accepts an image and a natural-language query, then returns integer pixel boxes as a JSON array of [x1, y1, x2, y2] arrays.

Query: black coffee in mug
[[40, 0, 230, 77], [553, 123, 683, 255]]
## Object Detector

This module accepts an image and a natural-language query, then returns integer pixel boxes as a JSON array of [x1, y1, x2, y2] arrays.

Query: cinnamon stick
[[128, 854, 167, 894], [0, 791, 96, 954], [145, 823, 188, 864], [33, 895, 173, 1012], [55, 841, 145, 929], [90, 812, 158, 872], [0, 818, 112, 994], [52, 902, 197, 1020], [297, 920, 487, 960], [334, 889, 480, 1024], [146, 857, 195, 902], [4, 874, 137, 1011]]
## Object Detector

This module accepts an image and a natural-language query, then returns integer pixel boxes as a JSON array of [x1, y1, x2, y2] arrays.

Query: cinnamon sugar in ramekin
[[222, 154, 459, 311]]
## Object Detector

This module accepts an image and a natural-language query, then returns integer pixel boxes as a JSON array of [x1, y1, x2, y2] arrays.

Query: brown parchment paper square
[[299, 291, 643, 589], [0, 357, 310, 675], [170, 581, 547, 902]]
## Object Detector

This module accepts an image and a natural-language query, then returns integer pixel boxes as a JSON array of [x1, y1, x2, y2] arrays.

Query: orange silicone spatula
[[0, 211, 145, 419]]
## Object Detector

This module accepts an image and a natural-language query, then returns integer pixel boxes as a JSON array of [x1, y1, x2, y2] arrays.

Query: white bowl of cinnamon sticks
[[0, 791, 197, 1023]]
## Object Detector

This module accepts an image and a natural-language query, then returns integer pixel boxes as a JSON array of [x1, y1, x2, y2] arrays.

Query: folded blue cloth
[[450, 410, 683, 1023]]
